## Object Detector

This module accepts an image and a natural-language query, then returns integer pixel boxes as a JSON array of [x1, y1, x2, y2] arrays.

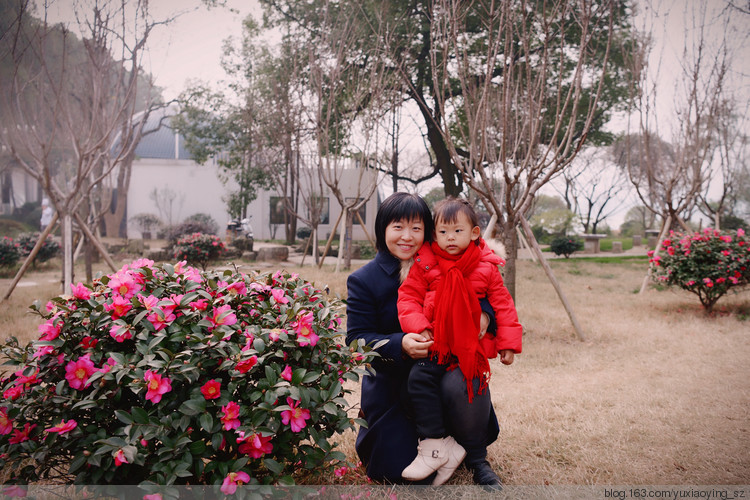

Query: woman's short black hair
[[375, 192, 434, 253]]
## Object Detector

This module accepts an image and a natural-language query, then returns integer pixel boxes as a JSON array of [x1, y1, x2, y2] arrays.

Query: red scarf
[[430, 241, 490, 402]]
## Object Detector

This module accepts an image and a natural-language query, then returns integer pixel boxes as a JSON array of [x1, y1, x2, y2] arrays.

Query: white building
[[128, 113, 380, 242]]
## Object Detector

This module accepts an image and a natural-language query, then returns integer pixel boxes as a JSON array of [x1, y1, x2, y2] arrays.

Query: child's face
[[434, 212, 480, 255]]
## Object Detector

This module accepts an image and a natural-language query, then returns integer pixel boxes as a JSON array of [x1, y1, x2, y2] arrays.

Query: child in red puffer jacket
[[397, 197, 522, 485]]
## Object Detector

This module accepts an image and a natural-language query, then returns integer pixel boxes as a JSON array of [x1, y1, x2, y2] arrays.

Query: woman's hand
[[478, 312, 490, 340], [401, 332, 434, 359]]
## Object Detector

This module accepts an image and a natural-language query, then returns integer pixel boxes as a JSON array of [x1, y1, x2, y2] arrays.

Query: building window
[[346, 197, 366, 225]]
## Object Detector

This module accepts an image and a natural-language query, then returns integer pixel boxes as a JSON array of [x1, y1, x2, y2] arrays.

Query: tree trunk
[[500, 220, 519, 301], [62, 213, 74, 292], [344, 208, 354, 270]]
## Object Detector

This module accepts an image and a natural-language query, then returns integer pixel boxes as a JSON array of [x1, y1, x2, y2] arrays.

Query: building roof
[[132, 108, 193, 160]]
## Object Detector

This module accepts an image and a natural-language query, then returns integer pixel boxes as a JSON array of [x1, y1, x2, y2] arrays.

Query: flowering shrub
[[0, 236, 21, 268], [0, 260, 374, 489], [16, 232, 61, 264], [649, 228, 750, 312], [172, 233, 226, 269], [550, 236, 584, 258]]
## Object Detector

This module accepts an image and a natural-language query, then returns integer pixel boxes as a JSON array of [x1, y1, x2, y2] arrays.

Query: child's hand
[[499, 350, 514, 365], [420, 329, 434, 341]]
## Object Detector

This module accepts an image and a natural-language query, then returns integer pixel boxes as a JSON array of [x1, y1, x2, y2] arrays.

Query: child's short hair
[[433, 197, 480, 232], [375, 193, 434, 253]]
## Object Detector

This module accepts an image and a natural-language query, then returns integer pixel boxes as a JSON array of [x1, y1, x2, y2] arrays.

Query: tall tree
[[0, 0, 164, 292], [259, 0, 634, 199]]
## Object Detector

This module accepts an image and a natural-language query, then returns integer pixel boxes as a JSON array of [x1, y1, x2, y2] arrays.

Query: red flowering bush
[[0, 260, 374, 491], [0, 236, 21, 268], [649, 228, 750, 312], [171, 233, 226, 269]]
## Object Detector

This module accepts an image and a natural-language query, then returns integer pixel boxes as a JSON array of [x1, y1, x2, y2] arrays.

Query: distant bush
[[164, 214, 219, 246], [550, 237, 584, 258], [0, 236, 21, 268], [172, 233, 226, 269], [16, 233, 60, 264], [296, 226, 312, 240], [129, 213, 162, 238], [650, 228, 750, 312]]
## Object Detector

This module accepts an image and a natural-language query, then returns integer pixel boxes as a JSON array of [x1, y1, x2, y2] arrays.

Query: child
[[397, 197, 523, 485]]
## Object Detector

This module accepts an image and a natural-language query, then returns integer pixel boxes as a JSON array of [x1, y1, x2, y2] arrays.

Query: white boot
[[402, 438, 449, 481], [431, 436, 467, 485]]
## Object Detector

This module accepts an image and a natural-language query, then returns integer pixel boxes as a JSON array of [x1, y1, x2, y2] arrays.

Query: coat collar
[[375, 251, 401, 277]]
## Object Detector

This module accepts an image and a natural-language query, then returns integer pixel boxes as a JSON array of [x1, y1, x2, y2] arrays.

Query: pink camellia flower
[[99, 357, 117, 374], [65, 355, 97, 390], [9, 423, 36, 444], [130, 258, 154, 269], [138, 294, 159, 311], [201, 379, 221, 400], [334, 466, 349, 477], [703, 277, 714, 288], [79, 336, 98, 350], [237, 432, 273, 458], [144, 371, 172, 404], [70, 282, 91, 300], [738, 228, 746, 237], [109, 324, 133, 343], [209, 305, 237, 328], [270, 288, 289, 304], [3, 386, 23, 401], [114, 449, 128, 466], [236, 356, 258, 374], [38, 315, 63, 341], [220, 402, 241, 431], [147, 308, 176, 332], [226, 281, 247, 296], [280, 365, 293, 382], [221, 471, 251, 495], [105, 295, 132, 319], [45, 419, 77, 435], [143, 494, 162, 500], [280, 397, 311, 432], [32, 345, 54, 359], [293, 312, 318, 347], [189, 298, 208, 311], [108, 272, 141, 299], [268, 329, 282, 342], [0, 407, 12, 434]]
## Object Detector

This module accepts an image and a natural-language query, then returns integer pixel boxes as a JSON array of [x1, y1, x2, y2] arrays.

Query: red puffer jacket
[[397, 239, 523, 357]]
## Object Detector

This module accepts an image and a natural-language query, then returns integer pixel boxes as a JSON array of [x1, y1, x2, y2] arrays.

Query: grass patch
[[565, 255, 649, 264]]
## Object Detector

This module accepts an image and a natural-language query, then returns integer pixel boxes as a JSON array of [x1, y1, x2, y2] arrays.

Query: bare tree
[[557, 146, 631, 234], [0, 0, 166, 293], [620, 1, 733, 234], [427, 0, 622, 300]]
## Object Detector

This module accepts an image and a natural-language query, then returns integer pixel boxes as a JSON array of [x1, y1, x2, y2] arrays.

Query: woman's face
[[385, 218, 425, 261]]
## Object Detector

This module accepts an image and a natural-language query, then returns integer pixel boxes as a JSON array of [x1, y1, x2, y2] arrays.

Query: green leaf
[[131, 407, 149, 425], [322, 402, 339, 415], [189, 440, 207, 455], [179, 398, 206, 416], [199, 413, 213, 432], [263, 458, 283, 475], [114, 410, 133, 425]]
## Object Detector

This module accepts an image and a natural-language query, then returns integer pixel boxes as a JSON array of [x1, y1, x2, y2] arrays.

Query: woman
[[346, 192, 502, 485]]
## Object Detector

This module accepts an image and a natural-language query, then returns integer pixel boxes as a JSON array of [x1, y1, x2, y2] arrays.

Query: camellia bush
[[0, 260, 374, 491], [16, 232, 61, 265], [649, 228, 750, 312], [0, 236, 21, 268], [171, 233, 226, 269], [550, 236, 584, 258]]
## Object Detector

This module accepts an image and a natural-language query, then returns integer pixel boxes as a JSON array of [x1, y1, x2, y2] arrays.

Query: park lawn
[[0, 255, 748, 485]]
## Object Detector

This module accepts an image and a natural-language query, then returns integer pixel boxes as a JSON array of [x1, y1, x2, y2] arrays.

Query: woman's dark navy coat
[[346, 251, 499, 483]]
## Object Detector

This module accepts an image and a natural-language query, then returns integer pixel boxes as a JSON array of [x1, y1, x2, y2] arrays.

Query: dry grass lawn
[[1, 255, 748, 485]]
